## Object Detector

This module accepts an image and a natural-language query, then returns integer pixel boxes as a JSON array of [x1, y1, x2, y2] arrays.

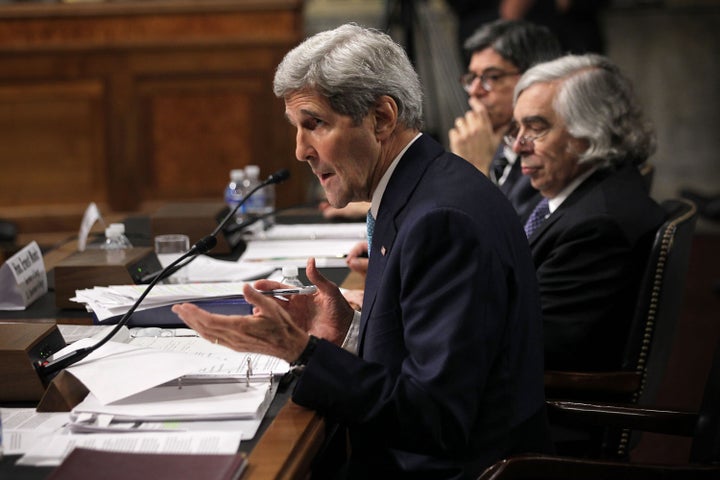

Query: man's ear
[[373, 95, 398, 140]]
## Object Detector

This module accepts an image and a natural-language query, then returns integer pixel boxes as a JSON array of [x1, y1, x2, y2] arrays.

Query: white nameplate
[[0, 241, 47, 310]]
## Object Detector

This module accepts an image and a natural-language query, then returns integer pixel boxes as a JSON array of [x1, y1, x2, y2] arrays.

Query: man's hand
[[345, 241, 369, 277], [449, 102, 501, 176], [172, 257, 356, 362]]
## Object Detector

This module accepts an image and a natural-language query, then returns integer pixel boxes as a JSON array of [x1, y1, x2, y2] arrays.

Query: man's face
[[511, 82, 590, 198], [284, 89, 381, 208], [465, 47, 520, 131]]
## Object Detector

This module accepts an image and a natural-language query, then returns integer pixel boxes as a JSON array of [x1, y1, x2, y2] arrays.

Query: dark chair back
[[544, 198, 699, 457], [623, 198, 698, 405], [477, 338, 720, 479]]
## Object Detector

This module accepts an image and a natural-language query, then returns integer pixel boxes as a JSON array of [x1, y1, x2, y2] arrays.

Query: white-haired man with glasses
[[508, 53, 665, 372]]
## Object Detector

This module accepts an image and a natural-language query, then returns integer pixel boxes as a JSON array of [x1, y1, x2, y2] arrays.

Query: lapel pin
[[381, 246, 387, 256]]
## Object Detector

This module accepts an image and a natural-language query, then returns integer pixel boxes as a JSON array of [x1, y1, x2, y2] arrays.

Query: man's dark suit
[[523, 163, 665, 371], [293, 134, 550, 479]]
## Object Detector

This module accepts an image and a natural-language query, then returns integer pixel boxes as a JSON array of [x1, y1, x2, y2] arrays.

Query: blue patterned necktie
[[366, 210, 375, 255], [524, 198, 550, 238]]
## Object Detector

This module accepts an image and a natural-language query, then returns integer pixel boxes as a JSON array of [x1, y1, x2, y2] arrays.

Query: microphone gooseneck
[[37, 247, 198, 382], [36, 168, 291, 383]]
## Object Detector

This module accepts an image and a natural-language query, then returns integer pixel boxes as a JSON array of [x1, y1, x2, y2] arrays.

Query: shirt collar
[[547, 164, 599, 213], [370, 133, 422, 219], [502, 145, 518, 166]]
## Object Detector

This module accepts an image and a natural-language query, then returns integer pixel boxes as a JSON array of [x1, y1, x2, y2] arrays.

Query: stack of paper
[[257, 222, 367, 240], [240, 221, 366, 268], [71, 282, 253, 323]]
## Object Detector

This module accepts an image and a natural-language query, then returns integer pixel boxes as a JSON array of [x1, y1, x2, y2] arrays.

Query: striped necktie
[[366, 210, 375, 255], [524, 198, 550, 238]]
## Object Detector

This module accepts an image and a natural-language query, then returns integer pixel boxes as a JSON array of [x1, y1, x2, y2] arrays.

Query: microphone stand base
[[54, 247, 161, 309], [36, 370, 89, 412], [0, 321, 66, 402]]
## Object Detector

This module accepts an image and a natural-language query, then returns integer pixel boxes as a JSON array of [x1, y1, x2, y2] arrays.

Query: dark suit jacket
[[293, 134, 549, 479], [522, 163, 665, 371]]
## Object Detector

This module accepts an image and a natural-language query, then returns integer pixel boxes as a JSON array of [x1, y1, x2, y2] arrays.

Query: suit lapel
[[358, 134, 442, 354], [527, 168, 608, 246]]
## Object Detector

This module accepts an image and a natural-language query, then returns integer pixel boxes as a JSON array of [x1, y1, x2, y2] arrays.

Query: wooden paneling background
[[0, 0, 309, 233]]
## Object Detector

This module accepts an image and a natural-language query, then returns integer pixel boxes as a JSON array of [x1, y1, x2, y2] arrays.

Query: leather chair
[[477, 338, 720, 480], [544, 198, 699, 457]]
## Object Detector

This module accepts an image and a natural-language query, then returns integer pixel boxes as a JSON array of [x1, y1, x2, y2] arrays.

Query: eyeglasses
[[503, 123, 552, 149], [459, 69, 520, 93]]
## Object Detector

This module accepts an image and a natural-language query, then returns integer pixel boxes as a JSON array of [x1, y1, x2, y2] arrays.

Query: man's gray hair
[[515, 54, 655, 167], [273, 23, 423, 130]]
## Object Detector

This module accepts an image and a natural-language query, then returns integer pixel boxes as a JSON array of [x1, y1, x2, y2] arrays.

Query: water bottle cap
[[245, 165, 260, 178], [109, 223, 125, 234], [230, 169, 245, 181], [281, 266, 299, 277]]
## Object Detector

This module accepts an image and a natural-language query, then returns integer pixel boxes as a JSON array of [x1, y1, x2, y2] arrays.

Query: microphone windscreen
[[193, 235, 218, 254], [267, 169, 290, 185]]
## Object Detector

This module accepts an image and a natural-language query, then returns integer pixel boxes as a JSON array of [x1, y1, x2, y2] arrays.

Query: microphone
[[35, 168, 291, 383], [139, 168, 291, 284]]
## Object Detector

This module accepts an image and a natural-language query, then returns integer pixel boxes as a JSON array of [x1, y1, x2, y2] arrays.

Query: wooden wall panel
[[0, 0, 306, 222], [0, 81, 106, 207], [141, 80, 259, 199]]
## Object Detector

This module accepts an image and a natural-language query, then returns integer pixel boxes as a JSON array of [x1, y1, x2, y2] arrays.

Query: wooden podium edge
[[245, 401, 326, 479], [36, 370, 89, 412]]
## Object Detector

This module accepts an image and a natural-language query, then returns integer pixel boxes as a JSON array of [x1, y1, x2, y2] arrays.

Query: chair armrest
[[478, 454, 720, 480], [547, 400, 698, 437], [544, 370, 642, 395]]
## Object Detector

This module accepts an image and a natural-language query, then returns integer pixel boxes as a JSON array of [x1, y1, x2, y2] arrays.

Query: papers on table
[[181, 254, 276, 283], [256, 222, 367, 240], [241, 238, 360, 268], [5, 325, 288, 466], [239, 221, 366, 268], [72, 382, 273, 422], [71, 282, 252, 322], [16, 431, 243, 467], [54, 338, 218, 405]]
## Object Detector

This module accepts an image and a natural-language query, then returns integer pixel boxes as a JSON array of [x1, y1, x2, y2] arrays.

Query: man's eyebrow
[[285, 108, 322, 125], [520, 115, 550, 127]]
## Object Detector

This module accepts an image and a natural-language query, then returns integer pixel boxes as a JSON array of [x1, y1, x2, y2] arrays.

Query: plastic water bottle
[[224, 168, 246, 223], [102, 223, 132, 250], [102, 223, 132, 262], [280, 266, 304, 287], [243, 165, 275, 233]]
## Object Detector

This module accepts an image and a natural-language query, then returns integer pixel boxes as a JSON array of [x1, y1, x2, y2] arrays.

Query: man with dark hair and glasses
[[449, 19, 561, 218]]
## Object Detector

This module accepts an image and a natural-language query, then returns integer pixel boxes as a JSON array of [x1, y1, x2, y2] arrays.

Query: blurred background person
[[449, 19, 562, 219]]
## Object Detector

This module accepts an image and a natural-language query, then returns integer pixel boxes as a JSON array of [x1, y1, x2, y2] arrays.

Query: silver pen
[[258, 285, 318, 296]]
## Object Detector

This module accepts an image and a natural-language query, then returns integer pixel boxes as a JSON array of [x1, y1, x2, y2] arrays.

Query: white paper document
[[257, 222, 366, 240], [16, 431, 243, 467], [55, 338, 219, 405], [182, 255, 276, 283], [72, 382, 272, 421], [241, 238, 360, 267], [1, 408, 71, 455], [71, 282, 252, 322]]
